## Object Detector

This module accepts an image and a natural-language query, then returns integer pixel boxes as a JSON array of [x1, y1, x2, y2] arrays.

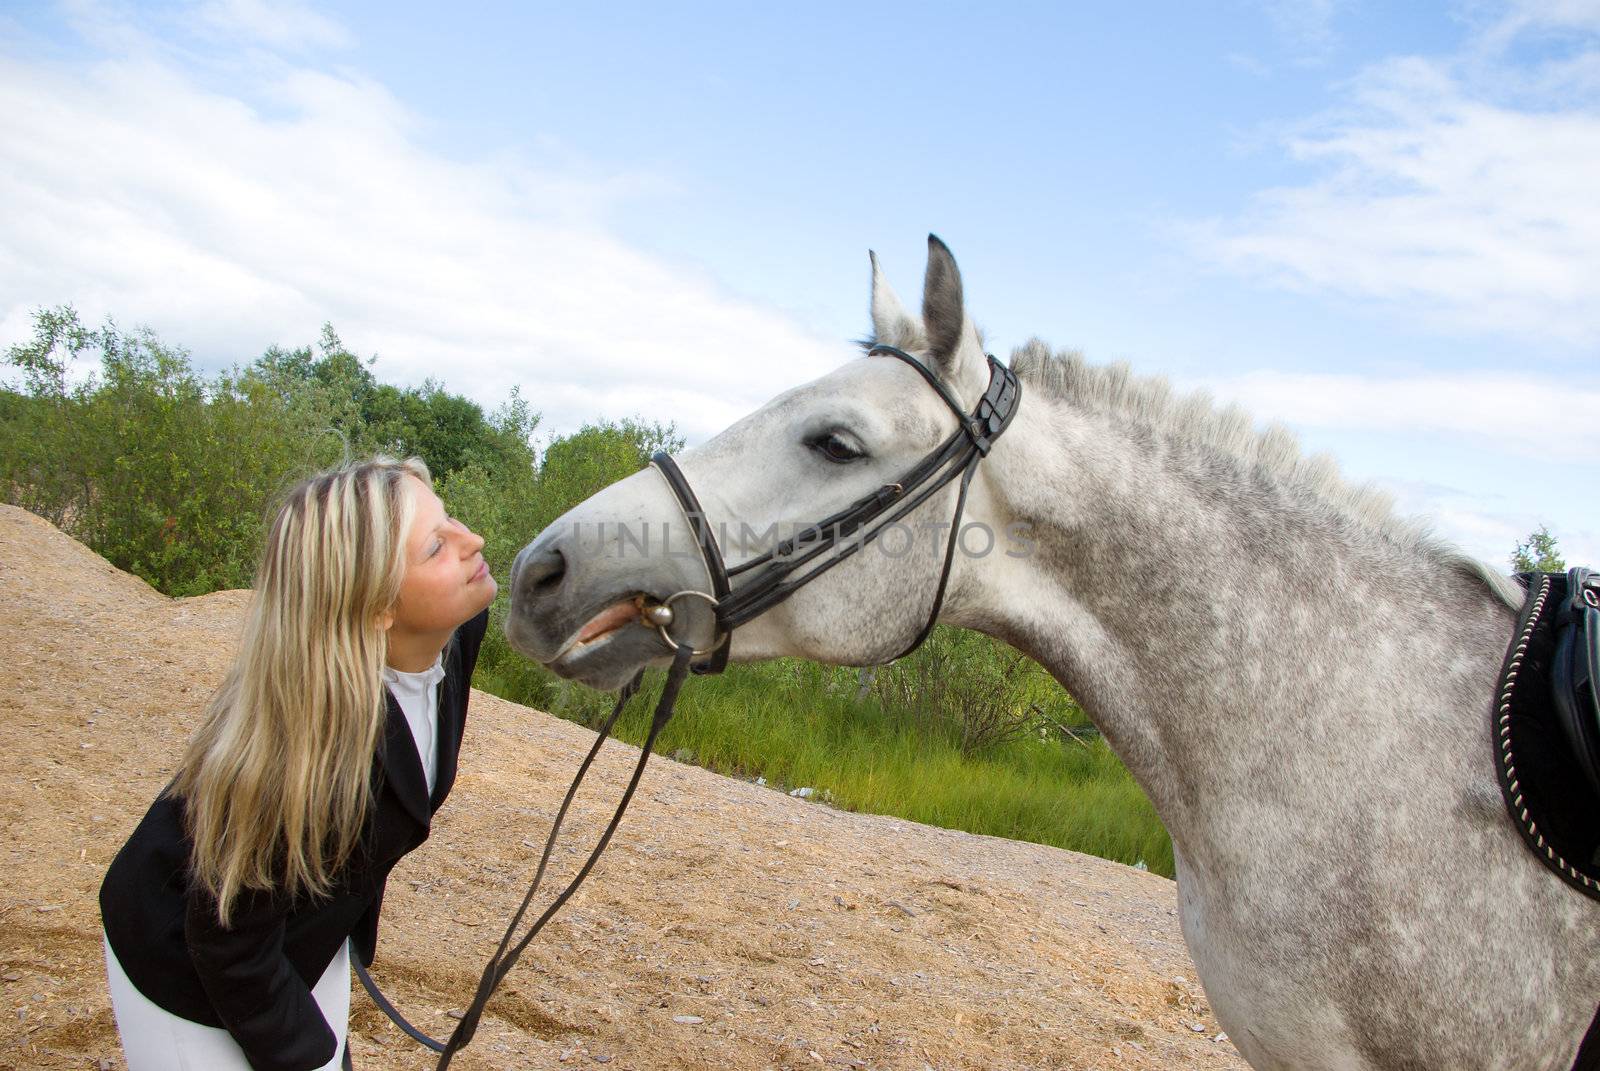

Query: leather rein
[[427, 345, 1020, 1067]]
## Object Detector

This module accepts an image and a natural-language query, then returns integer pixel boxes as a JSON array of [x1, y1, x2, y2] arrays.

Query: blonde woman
[[99, 457, 498, 1071]]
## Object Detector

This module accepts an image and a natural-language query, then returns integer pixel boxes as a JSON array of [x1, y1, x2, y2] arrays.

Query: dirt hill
[[0, 504, 1246, 1071]]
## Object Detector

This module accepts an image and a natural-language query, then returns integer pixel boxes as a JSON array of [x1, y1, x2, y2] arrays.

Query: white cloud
[[1380, 475, 1600, 571], [0, 22, 840, 442], [1204, 368, 1600, 461], [1476, 0, 1600, 49], [1187, 6, 1600, 569], [1194, 21, 1600, 346], [192, 0, 352, 51], [1194, 366, 1600, 565]]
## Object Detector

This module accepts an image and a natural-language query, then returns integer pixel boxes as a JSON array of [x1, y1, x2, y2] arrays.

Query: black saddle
[[1554, 568, 1600, 798], [1493, 567, 1600, 903], [1492, 570, 1600, 1071]]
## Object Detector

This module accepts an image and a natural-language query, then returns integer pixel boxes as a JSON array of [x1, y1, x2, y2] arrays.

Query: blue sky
[[1, 0, 1597, 567]]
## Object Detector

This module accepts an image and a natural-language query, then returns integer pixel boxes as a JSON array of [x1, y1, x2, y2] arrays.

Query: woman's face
[[388, 476, 497, 639]]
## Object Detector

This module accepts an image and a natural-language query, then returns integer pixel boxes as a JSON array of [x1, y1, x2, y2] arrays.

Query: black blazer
[[99, 609, 488, 1071]]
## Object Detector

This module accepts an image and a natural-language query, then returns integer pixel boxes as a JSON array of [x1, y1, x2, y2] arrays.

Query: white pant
[[103, 931, 350, 1071]]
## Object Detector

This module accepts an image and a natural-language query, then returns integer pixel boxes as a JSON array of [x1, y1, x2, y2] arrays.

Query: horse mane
[[1007, 338, 1523, 608]]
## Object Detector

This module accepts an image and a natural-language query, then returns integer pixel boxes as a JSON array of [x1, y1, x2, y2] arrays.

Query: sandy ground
[[0, 504, 1246, 1071]]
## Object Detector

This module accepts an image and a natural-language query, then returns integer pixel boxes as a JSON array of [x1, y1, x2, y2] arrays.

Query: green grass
[[474, 623, 1174, 878]]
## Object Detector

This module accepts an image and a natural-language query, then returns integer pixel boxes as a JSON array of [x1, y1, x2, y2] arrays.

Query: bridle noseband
[[649, 344, 1022, 672]]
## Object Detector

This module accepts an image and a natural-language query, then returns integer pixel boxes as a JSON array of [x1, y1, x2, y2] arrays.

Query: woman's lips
[[575, 599, 639, 644]]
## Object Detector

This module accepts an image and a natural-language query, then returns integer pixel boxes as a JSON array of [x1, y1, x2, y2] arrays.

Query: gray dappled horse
[[505, 238, 1600, 1070]]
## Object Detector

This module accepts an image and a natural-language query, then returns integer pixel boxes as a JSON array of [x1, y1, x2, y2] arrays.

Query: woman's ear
[[377, 609, 395, 631]]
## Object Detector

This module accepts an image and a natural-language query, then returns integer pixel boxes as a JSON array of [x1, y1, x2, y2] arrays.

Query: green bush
[[870, 625, 1088, 755], [600, 656, 1172, 875]]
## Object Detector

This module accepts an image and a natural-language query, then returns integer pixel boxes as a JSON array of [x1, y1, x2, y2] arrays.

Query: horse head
[[504, 236, 1020, 690]]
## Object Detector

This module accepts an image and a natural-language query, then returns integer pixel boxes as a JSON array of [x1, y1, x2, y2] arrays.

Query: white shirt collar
[[382, 655, 446, 694]]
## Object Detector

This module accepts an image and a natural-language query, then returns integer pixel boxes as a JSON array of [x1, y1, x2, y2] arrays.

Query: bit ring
[[643, 589, 723, 655]]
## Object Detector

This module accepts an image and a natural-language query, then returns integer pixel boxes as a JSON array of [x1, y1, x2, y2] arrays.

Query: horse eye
[[809, 432, 864, 463]]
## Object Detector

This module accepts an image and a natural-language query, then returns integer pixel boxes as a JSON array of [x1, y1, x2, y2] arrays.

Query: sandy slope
[[0, 504, 1245, 1070]]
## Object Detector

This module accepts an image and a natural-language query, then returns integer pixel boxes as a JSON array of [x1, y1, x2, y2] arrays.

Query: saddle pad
[[1493, 570, 1600, 903]]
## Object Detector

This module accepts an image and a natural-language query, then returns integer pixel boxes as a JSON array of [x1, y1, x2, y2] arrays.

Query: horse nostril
[[517, 546, 567, 595]]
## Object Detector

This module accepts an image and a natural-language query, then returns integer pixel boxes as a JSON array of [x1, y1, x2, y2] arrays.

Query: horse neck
[[951, 396, 1516, 838]]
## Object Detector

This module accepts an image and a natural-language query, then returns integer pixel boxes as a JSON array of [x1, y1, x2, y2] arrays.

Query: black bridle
[[648, 344, 1022, 673], [430, 344, 1019, 1067]]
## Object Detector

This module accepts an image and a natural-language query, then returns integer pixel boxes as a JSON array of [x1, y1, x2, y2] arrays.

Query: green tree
[[0, 306, 85, 528], [2, 305, 665, 623], [434, 387, 543, 578], [3, 308, 341, 594], [531, 418, 682, 532], [263, 325, 540, 482], [1511, 525, 1566, 574]]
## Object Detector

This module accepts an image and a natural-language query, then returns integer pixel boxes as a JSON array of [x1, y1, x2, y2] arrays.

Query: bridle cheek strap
[[650, 344, 1021, 672], [648, 452, 734, 673]]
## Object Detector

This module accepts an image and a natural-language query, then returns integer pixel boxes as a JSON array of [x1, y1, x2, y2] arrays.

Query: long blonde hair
[[176, 456, 431, 924]]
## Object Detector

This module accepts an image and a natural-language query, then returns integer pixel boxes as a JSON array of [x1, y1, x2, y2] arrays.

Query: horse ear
[[869, 250, 921, 349], [921, 234, 983, 379]]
